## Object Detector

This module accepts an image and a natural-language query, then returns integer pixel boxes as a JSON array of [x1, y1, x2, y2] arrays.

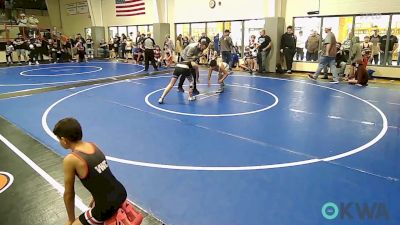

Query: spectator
[[379, 33, 398, 66], [182, 36, 189, 49], [13, 33, 27, 64], [17, 13, 28, 37], [27, 14, 39, 37], [322, 42, 347, 78], [164, 51, 174, 68], [164, 34, 175, 55], [257, 30, 272, 73], [213, 33, 220, 55], [189, 36, 195, 43], [308, 26, 339, 83], [280, 26, 297, 74], [119, 33, 127, 59], [5, 41, 14, 65], [113, 35, 120, 58], [99, 39, 109, 58], [35, 37, 44, 62], [295, 31, 305, 61], [176, 34, 183, 62], [220, 29, 233, 69], [28, 37, 39, 65], [370, 29, 381, 65], [125, 37, 133, 62], [108, 38, 115, 59], [198, 32, 211, 47], [154, 45, 162, 68], [348, 59, 368, 86], [305, 30, 320, 61], [361, 36, 373, 63], [86, 35, 94, 59], [348, 36, 362, 80], [75, 40, 87, 63]]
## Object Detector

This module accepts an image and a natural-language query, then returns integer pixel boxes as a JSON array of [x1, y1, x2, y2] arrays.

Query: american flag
[[115, 0, 146, 17]]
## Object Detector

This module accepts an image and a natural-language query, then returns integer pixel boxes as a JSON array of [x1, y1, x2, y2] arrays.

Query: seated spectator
[[231, 44, 240, 69], [86, 35, 94, 59], [348, 59, 368, 86], [154, 45, 162, 68], [99, 39, 109, 58], [164, 51, 174, 68], [239, 47, 256, 73]]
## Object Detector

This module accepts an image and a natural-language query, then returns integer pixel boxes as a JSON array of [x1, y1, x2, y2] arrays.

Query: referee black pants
[[144, 48, 157, 71]]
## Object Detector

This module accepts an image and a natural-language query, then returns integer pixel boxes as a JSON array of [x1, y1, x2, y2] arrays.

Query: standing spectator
[[108, 38, 115, 59], [397, 44, 400, 66], [189, 36, 195, 43], [176, 34, 183, 62], [257, 30, 272, 73], [182, 36, 189, 49], [305, 30, 320, 61], [119, 34, 127, 59], [380, 33, 398, 66], [213, 33, 220, 55], [17, 13, 28, 37], [142, 33, 158, 72], [308, 26, 339, 83], [75, 40, 87, 63], [280, 26, 297, 74], [198, 32, 211, 47], [35, 37, 44, 62], [295, 31, 305, 61], [135, 32, 142, 46], [5, 41, 14, 66], [370, 29, 381, 65], [125, 37, 133, 62], [220, 29, 233, 69], [113, 35, 120, 58], [164, 34, 175, 54], [347, 37, 362, 80], [361, 36, 373, 63], [154, 45, 162, 68], [14, 34, 27, 64], [86, 35, 94, 59], [28, 38, 39, 65]]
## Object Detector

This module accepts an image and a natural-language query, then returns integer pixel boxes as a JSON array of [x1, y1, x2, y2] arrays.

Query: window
[[354, 15, 390, 65], [117, 26, 127, 37], [127, 26, 137, 40], [191, 23, 206, 42], [138, 25, 148, 34], [224, 21, 243, 54], [294, 17, 322, 62], [207, 22, 223, 39], [322, 17, 353, 44], [244, 19, 265, 47], [390, 15, 400, 66], [176, 24, 190, 38], [108, 27, 118, 39], [149, 25, 153, 35]]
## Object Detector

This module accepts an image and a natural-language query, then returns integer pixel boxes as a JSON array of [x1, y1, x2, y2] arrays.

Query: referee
[[142, 33, 158, 72]]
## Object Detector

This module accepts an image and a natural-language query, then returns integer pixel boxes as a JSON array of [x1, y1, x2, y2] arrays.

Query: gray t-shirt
[[220, 35, 233, 52], [323, 32, 337, 57], [182, 43, 201, 61]]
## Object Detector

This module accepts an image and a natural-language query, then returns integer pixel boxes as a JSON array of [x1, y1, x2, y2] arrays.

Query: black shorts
[[79, 201, 124, 225], [173, 67, 194, 86]]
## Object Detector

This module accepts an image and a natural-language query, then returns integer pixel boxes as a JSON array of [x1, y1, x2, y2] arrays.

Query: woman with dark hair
[[176, 34, 183, 62]]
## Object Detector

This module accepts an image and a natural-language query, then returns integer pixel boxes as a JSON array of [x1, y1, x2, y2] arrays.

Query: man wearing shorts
[[158, 61, 196, 104], [53, 118, 127, 225]]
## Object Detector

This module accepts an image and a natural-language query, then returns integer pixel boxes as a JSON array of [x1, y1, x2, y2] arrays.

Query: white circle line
[[0, 172, 14, 194], [20, 66, 103, 77], [145, 84, 279, 117], [41, 75, 388, 171], [0, 62, 145, 86]]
